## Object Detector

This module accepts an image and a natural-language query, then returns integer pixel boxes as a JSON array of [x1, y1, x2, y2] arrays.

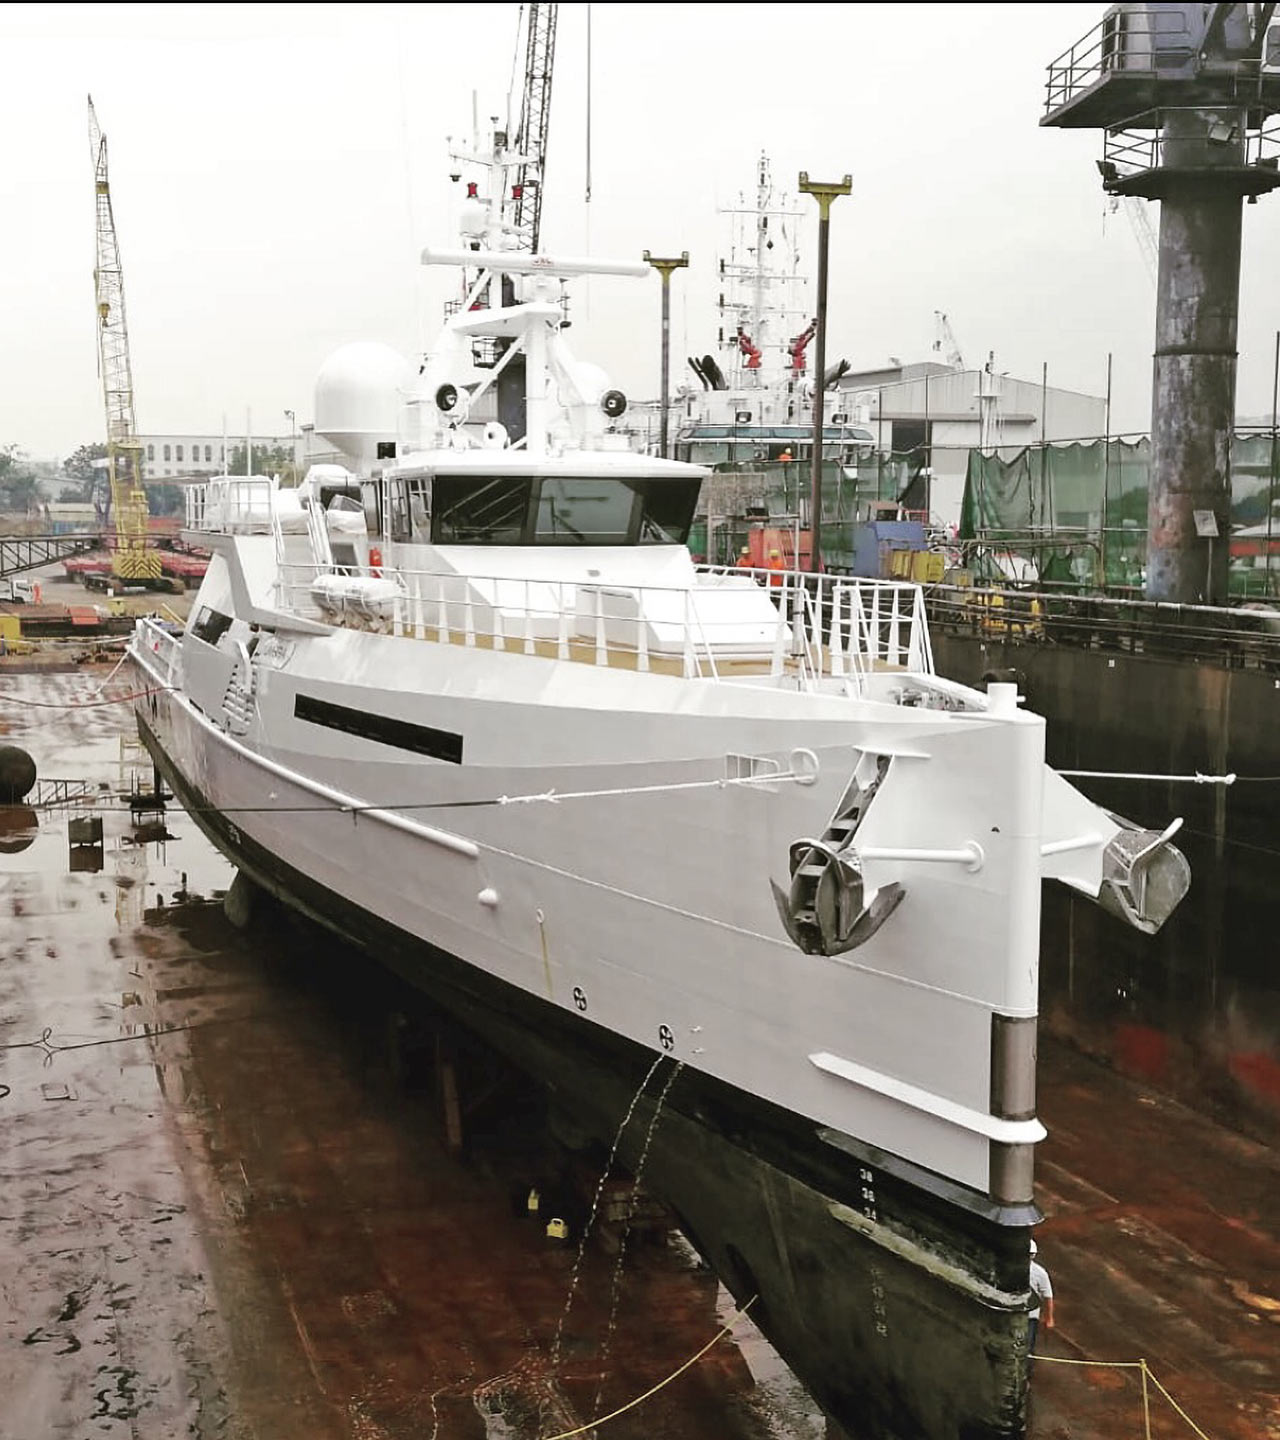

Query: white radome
[[315, 341, 413, 466]]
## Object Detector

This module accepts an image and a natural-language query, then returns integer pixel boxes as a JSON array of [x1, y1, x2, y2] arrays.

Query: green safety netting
[[959, 434, 1280, 592]]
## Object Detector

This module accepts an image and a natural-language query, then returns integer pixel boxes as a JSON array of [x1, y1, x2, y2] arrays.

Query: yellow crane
[[88, 96, 160, 582]]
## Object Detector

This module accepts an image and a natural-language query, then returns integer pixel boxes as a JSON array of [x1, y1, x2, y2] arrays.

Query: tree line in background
[[226, 443, 297, 483], [57, 443, 184, 517], [0, 446, 42, 514], [0, 438, 303, 526], [0, 440, 301, 521]]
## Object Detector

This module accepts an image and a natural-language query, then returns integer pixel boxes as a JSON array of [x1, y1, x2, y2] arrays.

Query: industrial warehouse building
[[834, 360, 1107, 530]]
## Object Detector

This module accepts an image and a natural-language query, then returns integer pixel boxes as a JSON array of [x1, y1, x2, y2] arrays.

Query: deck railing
[[1104, 108, 1280, 182], [178, 481, 934, 688], [185, 478, 277, 535], [1044, 9, 1194, 114], [273, 558, 933, 689], [134, 617, 184, 685], [697, 564, 935, 681]]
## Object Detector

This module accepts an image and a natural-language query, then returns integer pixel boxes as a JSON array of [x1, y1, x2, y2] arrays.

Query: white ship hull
[[126, 190, 1187, 1429], [132, 630, 1037, 1437], [135, 540, 1060, 1189], [127, 503, 1195, 1439]]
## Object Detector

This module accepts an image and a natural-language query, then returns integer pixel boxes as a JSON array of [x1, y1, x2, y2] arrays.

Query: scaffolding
[[959, 432, 1280, 595]]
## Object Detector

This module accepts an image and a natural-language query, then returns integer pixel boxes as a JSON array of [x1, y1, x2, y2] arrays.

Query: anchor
[[772, 752, 904, 957], [1097, 815, 1191, 935], [772, 839, 904, 957]]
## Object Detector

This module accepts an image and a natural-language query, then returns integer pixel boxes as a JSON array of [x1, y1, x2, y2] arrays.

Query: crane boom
[[88, 96, 159, 581], [933, 310, 965, 370], [511, 3, 557, 251], [1125, 197, 1159, 283]]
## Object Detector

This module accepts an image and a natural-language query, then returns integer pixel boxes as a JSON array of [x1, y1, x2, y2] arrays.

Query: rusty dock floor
[[1, 672, 1277, 1440]]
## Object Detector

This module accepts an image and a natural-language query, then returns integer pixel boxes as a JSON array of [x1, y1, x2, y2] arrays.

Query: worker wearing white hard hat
[[1028, 1238, 1055, 1353]]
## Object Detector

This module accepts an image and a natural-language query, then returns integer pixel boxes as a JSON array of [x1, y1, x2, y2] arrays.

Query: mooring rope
[[0, 683, 172, 710], [1032, 1353, 1215, 1440], [15, 767, 813, 819], [538, 1295, 757, 1440], [1058, 769, 1237, 785]]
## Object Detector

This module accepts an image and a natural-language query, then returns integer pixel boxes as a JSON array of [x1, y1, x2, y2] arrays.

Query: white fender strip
[[1040, 831, 1103, 857], [809, 1051, 1047, 1145]]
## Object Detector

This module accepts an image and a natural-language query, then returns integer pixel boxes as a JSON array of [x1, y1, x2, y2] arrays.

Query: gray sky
[[5, 1, 1280, 462]]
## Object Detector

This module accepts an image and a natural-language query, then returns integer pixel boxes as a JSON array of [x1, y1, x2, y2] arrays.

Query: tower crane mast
[[88, 96, 159, 582], [511, 3, 557, 251]]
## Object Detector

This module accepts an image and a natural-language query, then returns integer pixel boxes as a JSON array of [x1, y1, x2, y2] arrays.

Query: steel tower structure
[[1043, 3, 1280, 603], [511, 3, 557, 252], [88, 96, 159, 581]]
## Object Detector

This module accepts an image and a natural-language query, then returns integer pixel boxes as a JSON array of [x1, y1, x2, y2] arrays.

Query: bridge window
[[190, 606, 233, 646], [361, 481, 382, 539], [386, 478, 431, 543], [176, 445, 184, 463], [636, 478, 699, 544], [426, 474, 701, 546], [533, 476, 699, 546], [433, 475, 533, 545], [147, 444, 155, 461], [536, 476, 636, 545], [163, 445, 171, 461], [205, 445, 212, 463]]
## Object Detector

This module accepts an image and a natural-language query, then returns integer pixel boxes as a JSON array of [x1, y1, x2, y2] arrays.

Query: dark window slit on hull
[[294, 694, 463, 763]]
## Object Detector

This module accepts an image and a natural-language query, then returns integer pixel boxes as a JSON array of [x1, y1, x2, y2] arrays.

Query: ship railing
[[133, 615, 184, 687], [273, 559, 933, 689], [699, 565, 935, 683], [184, 477, 277, 535]]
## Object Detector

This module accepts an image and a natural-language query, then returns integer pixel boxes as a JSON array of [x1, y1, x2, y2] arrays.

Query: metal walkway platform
[[0, 534, 103, 579]]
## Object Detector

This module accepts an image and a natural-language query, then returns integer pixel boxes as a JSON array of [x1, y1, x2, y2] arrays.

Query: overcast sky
[[5, 1, 1280, 462]]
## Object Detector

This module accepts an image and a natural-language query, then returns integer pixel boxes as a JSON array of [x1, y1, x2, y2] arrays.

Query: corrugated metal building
[[836, 361, 1106, 529]]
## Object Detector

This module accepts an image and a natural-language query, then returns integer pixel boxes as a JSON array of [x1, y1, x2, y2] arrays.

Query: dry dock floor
[[0, 671, 1277, 1440]]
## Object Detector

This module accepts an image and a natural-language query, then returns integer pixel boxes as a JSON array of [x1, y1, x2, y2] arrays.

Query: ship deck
[[2, 670, 1276, 1440]]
